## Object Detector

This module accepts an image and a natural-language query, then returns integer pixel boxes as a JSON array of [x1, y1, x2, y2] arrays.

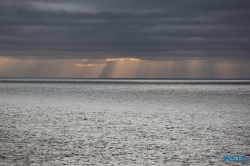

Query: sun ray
[[0, 57, 249, 78]]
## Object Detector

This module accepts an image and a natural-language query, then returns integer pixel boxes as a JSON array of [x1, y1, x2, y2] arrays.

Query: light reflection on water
[[0, 81, 250, 165]]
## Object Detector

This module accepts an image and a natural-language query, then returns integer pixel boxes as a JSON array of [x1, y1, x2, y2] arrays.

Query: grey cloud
[[0, 0, 250, 60]]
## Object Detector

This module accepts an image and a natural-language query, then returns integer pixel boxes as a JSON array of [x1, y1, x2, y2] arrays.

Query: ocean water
[[0, 79, 250, 165]]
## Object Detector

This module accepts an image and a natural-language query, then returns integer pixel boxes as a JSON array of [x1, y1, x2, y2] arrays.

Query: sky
[[0, 0, 250, 78]]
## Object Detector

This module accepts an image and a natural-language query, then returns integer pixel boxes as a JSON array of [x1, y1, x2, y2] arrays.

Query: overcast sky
[[0, 0, 250, 78]]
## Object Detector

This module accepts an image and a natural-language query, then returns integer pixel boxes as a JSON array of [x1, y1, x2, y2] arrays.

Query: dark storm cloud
[[0, 0, 250, 60]]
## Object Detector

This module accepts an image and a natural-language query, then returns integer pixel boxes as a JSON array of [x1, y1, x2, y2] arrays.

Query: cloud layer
[[0, 0, 250, 60]]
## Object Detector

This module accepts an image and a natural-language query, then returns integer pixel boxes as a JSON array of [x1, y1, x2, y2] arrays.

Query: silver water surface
[[0, 81, 250, 165]]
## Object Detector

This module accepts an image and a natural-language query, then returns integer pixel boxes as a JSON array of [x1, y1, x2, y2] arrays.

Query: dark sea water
[[0, 79, 250, 165]]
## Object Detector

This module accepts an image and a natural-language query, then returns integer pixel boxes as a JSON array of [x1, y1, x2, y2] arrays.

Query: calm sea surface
[[0, 79, 250, 165]]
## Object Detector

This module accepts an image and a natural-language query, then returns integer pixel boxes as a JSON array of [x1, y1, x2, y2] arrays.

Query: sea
[[0, 79, 250, 165]]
